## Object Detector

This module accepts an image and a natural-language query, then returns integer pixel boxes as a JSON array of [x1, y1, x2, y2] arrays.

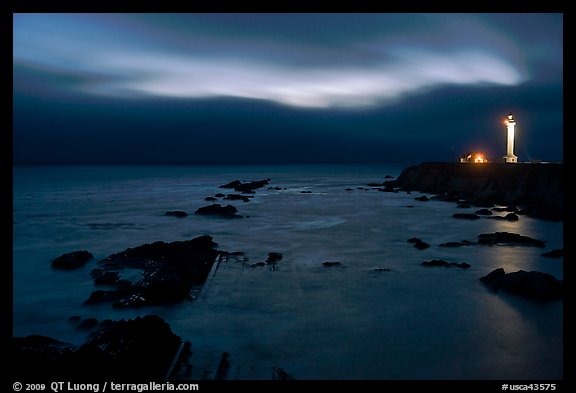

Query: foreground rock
[[85, 235, 220, 307], [479, 268, 562, 301], [11, 315, 186, 379], [477, 232, 546, 248], [52, 250, 93, 270], [195, 204, 242, 218], [322, 261, 342, 267]]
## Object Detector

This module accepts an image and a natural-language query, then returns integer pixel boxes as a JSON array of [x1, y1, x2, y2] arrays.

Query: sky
[[12, 13, 563, 165]]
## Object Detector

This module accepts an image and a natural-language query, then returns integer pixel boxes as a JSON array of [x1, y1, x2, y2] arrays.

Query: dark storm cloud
[[12, 13, 562, 163]]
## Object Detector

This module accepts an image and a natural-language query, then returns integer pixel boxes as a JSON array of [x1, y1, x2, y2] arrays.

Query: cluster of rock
[[11, 315, 187, 379], [85, 235, 220, 307]]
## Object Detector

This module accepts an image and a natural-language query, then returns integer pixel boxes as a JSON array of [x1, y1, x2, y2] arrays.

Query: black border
[[6, 2, 572, 391]]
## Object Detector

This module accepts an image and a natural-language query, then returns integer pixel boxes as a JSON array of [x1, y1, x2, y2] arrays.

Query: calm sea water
[[12, 164, 563, 380]]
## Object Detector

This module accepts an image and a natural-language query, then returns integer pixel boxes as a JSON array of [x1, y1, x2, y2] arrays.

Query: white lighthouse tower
[[503, 113, 518, 163]]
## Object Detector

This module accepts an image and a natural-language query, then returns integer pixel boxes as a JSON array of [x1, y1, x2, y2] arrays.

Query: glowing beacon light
[[503, 113, 518, 163], [474, 154, 486, 163]]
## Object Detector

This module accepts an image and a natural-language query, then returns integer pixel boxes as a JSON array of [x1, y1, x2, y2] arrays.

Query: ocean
[[12, 164, 563, 380]]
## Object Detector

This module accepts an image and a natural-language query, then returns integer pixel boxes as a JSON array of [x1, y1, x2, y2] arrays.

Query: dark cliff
[[394, 162, 563, 220]]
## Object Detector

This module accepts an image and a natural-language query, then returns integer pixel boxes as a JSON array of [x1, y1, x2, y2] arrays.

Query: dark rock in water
[[224, 194, 252, 202], [90, 269, 120, 286], [407, 237, 430, 249], [215, 193, 225, 198], [367, 182, 385, 187], [12, 315, 185, 379], [542, 249, 563, 258], [475, 209, 493, 215], [251, 262, 266, 268], [76, 318, 98, 330], [85, 235, 220, 307], [233, 179, 271, 193], [384, 175, 394, 179], [165, 210, 188, 218], [219, 180, 242, 189], [195, 204, 241, 218], [52, 250, 93, 270], [204, 196, 218, 202], [421, 260, 470, 268], [413, 241, 430, 250], [345, 188, 354, 191], [300, 190, 313, 194], [269, 186, 285, 190], [421, 259, 449, 267], [322, 261, 342, 267], [266, 252, 283, 264], [479, 268, 562, 301], [457, 203, 471, 208], [414, 195, 429, 201], [452, 213, 480, 220], [439, 240, 474, 247], [477, 232, 545, 247], [504, 213, 519, 221]]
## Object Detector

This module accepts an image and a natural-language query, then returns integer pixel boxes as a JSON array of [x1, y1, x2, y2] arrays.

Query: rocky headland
[[391, 162, 563, 220]]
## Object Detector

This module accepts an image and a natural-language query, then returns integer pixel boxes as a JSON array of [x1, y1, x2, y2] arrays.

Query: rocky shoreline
[[390, 162, 563, 220]]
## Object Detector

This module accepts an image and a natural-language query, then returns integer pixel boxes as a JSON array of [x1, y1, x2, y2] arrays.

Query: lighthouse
[[503, 113, 518, 163]]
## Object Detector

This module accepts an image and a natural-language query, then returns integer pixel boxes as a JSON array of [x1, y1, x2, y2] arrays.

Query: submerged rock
[[479, 268, 562, 301], [322, 262, 342, 267], [52, 251, 93, 270], [204, 196, 218, 202]]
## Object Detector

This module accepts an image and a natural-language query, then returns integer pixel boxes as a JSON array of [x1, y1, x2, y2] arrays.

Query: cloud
[[16, 49, 525, 109], [13, 13, 532, 108]]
